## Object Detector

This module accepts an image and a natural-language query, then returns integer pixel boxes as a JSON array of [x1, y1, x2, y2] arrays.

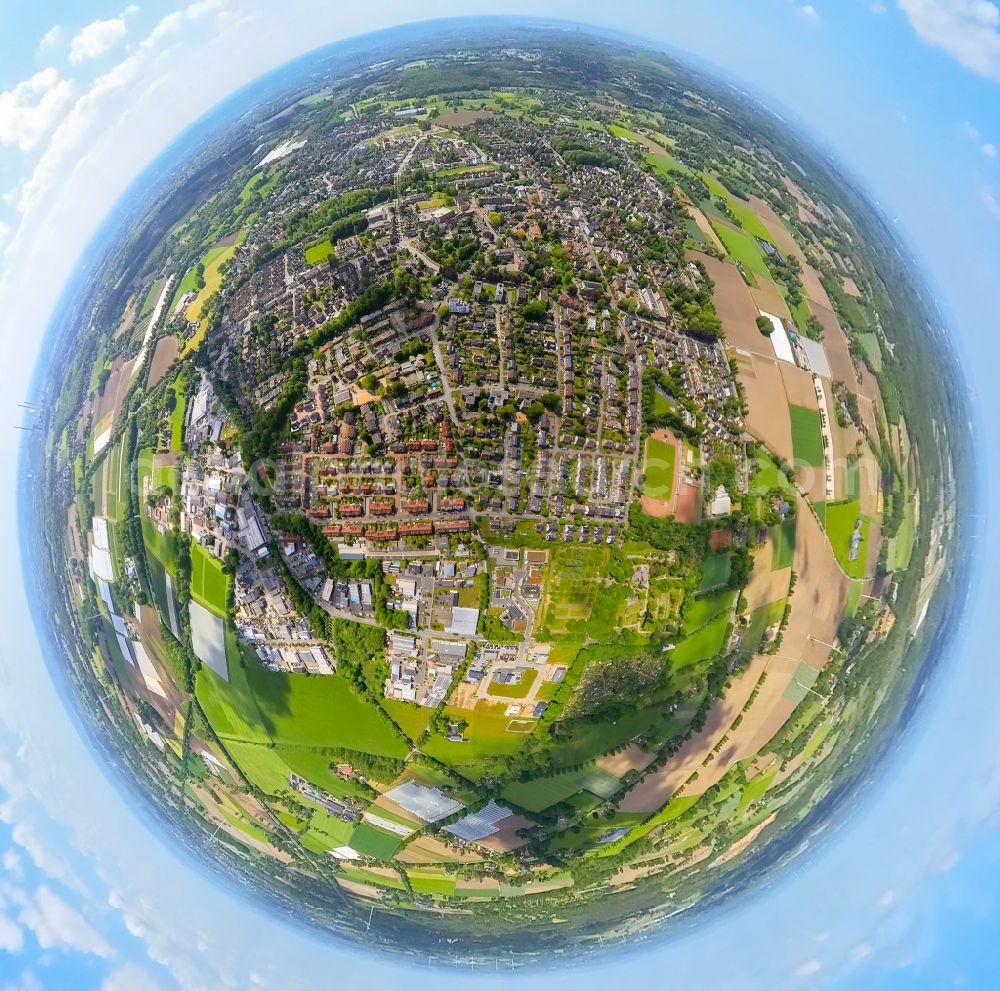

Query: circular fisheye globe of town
[[33, 23, 959, 961]]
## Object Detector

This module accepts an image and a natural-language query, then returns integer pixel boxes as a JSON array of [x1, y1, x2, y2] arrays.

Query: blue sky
[[3, 2, 1000, 990]]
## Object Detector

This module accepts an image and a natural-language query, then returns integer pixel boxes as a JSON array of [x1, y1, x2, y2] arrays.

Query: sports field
[[698, 552, 732, 592], [643, 436, 677, 500], [789, 404, 825, 469]]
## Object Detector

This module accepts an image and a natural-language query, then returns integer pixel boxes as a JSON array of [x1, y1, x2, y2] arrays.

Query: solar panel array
[[384, 780, 464, 823], [444, 800, 512, 842]]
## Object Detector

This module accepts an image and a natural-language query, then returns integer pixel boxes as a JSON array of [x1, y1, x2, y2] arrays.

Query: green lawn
[[825, 499, 871, 579], [543, 702, 697, 771], [789, 405, 825, 469], [750, 451, 795, 497], [737, 769, 777, 816], [487, 668, 538, 699], [190, 542, 229, 617], [238, 169, 282, 205], [698, 552, 732, 591], [103, 440, 129, 523], [643, 436, 677, 500], [669, 613, 731, 668], [221, 741, 372, 803], [304, 239, 335, 265]]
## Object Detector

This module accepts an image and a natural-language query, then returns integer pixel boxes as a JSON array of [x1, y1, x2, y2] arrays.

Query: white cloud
[[0, 69, 74, 152], [18, 886, 113, 959], [37, 26, 63, 54], [871, 1, 888, 11], [0, 971, 41, 991], [99, 964, 170, 991], [981, 141, 998, 157], [7, 821, 86, 896], [69, 17, 129, 64], [0, 912, 24, 953], [898, 0, 1000, 81], [794, 958, 824, 978], [0, 223, 11, 254], [798, 4, 822, 21], [962, 119, 981, 139], [980, 183, 1000, 216]]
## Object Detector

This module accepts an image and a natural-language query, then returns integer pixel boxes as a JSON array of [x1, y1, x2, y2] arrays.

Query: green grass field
[[713, 223, 771, 284], [502, 765, 621, 812], [789, 405, 825, 469], [771, 518, 796, 570], [701, 174, 773, 242], [422, 703, 531, 781], [238, 169, 282, 205], [408, 871, 457, 896], [380, 699, 435, 741], [788, 293, 813, 335], [304, 239, 335, 265], [750, 451, 796, 498], [103, 440, 129, 523], [698, 552, 732, 591], [190, 542, 230, 617], [886, 498, 916, 572], [858, 332, 883, 371], [543, 702, 697, 772], [348, 823, 406, 860], [743, 597, 788, 653], [197, 633, 409, 759], [683, 588, 737, 635], [541, 545, 613, 637], [643, 436, 677, 500], [181, 233, 246, 354], [169, 375, 187, 451], [488, 668, 538, 699], [824, 499, 871, 579], [669, 613, 731, 668]]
